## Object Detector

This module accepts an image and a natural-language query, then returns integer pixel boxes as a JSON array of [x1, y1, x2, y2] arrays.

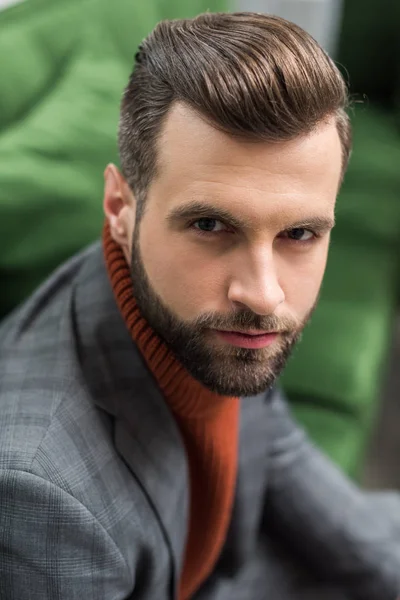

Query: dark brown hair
[[119, 12, 351, 216]]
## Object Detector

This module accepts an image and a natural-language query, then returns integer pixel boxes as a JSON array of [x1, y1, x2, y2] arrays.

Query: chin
[[192, 367, 279, 398]]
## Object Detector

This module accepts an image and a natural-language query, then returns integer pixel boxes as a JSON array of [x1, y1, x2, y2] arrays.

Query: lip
[[214, 330, 279, 349]]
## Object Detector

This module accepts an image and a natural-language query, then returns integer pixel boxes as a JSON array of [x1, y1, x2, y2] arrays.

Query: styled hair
[[119, 12, 351, 215]]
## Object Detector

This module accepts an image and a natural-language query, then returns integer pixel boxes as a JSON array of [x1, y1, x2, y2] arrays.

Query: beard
[[130, 235, 316, 397]]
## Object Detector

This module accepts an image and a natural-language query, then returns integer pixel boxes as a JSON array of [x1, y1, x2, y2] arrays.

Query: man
[[0, 11, 399, 600]]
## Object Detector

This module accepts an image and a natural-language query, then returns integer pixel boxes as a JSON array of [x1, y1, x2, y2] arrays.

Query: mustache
[[191, 310, 301, 333]]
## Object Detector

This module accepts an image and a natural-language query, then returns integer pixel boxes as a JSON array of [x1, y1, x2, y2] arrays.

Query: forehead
[[148, 103, 342, 226]]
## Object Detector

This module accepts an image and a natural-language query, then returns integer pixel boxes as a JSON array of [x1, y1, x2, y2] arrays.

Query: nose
[[227, 250, 285, 316]]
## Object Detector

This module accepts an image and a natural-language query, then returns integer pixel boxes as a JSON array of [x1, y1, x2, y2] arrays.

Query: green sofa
[[1, 0, 399, 477]]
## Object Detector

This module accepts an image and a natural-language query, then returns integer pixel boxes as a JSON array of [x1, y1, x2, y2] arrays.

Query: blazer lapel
[[72, 244, 189, 597]]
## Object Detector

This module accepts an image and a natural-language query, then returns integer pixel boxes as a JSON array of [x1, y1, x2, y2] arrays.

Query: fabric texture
[[1, 243, 400, 599], [103, 224, 240, 599]]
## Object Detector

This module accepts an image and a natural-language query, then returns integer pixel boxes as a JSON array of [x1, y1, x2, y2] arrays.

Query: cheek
[[279, 244, 329, 318], [139, 226, 226, 319]]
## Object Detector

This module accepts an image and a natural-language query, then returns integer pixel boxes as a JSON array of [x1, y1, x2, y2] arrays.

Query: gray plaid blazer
[[1, 243, 400, 600]]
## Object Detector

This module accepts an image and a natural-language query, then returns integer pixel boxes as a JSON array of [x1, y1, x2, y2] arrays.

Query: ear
[[103, 164, 136, 260]]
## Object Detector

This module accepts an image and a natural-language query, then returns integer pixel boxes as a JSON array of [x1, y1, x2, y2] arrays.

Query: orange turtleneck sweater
[[103, 225, 240, 600]]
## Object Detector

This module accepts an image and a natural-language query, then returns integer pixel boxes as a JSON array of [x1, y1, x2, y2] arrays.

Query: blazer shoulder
[[0, 247, 100, 473], [0, 379, 87, 474]]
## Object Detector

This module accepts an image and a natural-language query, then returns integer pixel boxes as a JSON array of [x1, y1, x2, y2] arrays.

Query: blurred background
[[0, 0, 399, 486]]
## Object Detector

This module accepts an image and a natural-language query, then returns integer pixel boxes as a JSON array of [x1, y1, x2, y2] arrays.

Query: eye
[[285, 228, 315, 242], [193, 218, 227, 233]]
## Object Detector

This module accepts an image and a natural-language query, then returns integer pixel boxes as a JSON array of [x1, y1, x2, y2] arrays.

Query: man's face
[[108, 104, 342, 396]]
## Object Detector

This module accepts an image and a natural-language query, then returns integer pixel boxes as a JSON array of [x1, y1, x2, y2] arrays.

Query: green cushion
[[0, 0, 92, 130], [290, 402, 368, 478]]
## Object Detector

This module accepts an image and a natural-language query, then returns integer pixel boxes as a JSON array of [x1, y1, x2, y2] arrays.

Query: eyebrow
[[288, 216, 336, 232], [167, 200, 335, 233]]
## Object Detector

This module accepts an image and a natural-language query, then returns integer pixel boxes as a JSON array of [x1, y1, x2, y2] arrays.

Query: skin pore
[[104, 103, 342, 396]]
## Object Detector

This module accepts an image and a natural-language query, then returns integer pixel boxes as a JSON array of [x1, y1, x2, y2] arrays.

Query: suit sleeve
[[0, 469, 133, 600], [265, 389, 400, 600]]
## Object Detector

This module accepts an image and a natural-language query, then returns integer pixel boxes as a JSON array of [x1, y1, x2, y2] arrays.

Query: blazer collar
[[72, 243, 188, 596]]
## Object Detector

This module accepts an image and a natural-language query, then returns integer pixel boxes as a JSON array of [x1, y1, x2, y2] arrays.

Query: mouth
[[213, 329, 279, 349]]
